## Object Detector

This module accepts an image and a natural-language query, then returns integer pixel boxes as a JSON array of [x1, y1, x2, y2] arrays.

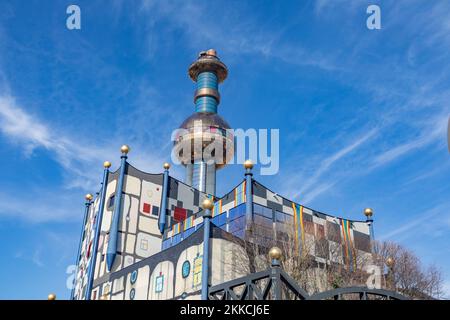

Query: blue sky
[[0, 0, 449, 299]]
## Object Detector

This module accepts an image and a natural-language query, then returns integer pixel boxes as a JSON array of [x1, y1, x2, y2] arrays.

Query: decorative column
[[158, 162, 170, 234], [244, 160, 254, 230], [201, 198, 214, 300], [269, 247, 282, 300], [385, 257, 395, 291], [70, 193, 93, 300], [85, 161, 111, 300], [106, 145, 129, 271], [364, 208, 375, 242]]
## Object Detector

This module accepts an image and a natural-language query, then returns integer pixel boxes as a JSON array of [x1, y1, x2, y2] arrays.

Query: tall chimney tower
[[173, 50, 234, 195]]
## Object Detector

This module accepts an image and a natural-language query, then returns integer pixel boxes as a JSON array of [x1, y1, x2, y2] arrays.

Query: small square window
[[143, 203, 151, 214], [140, 239, 148, 250]]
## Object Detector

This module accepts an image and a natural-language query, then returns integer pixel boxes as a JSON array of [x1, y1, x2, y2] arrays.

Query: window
[[316, 224, 325, 239], [211, 212, 227, 227], [254, 203, 273, 220], [254, 214, 273, 229], [275, 211, 293, 224], [218, 212, 227, 226], [155, 274, 164, 293], [229, 204, 245, 221], [326, 221, 341, 243], [277, 231, 289, 242], [304, 220, 314, 234], [143, 203, 151, 214], [140, 239, 149, 251], [151, 205, 159, 217], [228, 215, 245, 233], [108, 195, 115, 208]]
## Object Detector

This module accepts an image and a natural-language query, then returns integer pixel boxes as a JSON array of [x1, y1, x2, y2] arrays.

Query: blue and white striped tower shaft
[[200, 198, 214, 300], [84, 161, 111, 300], [175, 49, 232, 196], [70, 193, 93, 300], [158, 162, 170, 234], [106, 145, 129, 271]]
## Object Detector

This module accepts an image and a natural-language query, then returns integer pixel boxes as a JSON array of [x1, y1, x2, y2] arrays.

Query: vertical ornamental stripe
[[341, 219, 356, 270], [213, 199, 222, 217], [292, 203, 306, 254], [234, 181, 246, 207], [292, 203, 299, 252]]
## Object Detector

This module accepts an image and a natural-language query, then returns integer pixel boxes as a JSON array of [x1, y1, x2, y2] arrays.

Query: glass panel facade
[[229, 215, 245, 234], [254, 203, 273, 220], [229, 203, 245, 221], [275, 211, 293, 224]]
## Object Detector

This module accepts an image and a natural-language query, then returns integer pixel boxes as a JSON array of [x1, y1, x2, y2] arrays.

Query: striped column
[[85, 161, 111, 300], [158, 163, 170, 234], [71, 193, 93, 300], [106, 145, 129, 272]]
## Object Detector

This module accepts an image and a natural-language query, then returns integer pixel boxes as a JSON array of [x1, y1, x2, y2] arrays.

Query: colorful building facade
[[72, 50, 373, 300]]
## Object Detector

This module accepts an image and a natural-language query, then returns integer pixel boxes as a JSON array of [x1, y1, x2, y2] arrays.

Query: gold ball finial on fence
[[364, 208, 373, 218], [386, 257, 395, 268], [120, 144, 130, 154], [202, 198, 214, 210], [268, 247, 282, 260], [244, 159, 254, 170], [47, 293, 56, 300]]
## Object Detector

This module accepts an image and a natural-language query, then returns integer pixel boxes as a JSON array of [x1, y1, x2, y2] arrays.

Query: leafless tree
[[372, 240, 444, 299], [220, 223, 444, 300]]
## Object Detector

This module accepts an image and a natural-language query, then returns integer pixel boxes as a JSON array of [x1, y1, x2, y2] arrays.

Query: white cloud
[[285, 128, 378, 203], [0, 94, 167, 222], [378, 203, 450, 242], [372, 116, 447, 168]]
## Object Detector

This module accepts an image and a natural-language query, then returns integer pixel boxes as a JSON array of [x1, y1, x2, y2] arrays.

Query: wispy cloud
[[0, 95, 116, 189], [300, 129, 378, 201], [0, 94, 168, 222], [379, 203, 450, 242], [371, 115, 448, 168], [283, 128, 379, 203], [14, 248, 44, 268]]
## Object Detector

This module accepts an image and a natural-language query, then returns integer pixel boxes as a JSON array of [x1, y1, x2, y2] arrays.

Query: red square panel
[[143, 203, 151, 214], [174, 207, 187, 222]]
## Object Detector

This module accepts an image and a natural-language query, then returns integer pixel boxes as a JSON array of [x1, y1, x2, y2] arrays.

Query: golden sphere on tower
[[103, 161, 112, 168], [202, 198, 214, 210], [85, 193, 93, 201], [47, 293, 56, 300], [364, 208, 373, 217], [268, 247, 282, 260], [120, 144, 130, 154], [163, 162, 170, 170], [386, 257, 395, 268], [244, 159, 254, 170]]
